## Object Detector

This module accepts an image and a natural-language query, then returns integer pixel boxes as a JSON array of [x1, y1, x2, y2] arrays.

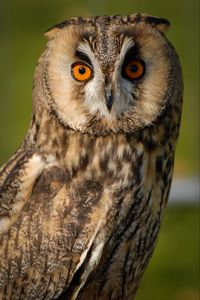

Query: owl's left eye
[[123, 59, 145, 81], [71, 62, 93, 82]]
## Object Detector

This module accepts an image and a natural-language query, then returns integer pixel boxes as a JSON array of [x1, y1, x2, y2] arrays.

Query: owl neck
[[24, 108, 135, 177], [24, 102, 180, 177]]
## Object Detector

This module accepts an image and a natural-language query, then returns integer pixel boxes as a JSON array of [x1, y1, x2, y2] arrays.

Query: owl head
[[33, 14, 183, 136]]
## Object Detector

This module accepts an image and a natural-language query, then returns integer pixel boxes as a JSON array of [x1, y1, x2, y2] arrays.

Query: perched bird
[[0, 14, 183, 300]]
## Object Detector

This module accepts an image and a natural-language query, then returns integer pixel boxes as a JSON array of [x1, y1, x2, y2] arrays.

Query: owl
[[0, 14, 183, 300]]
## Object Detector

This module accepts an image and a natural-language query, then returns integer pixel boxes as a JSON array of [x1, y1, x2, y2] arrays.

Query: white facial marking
[[78, 42, 111, 117], [82, 38, 137, 119]]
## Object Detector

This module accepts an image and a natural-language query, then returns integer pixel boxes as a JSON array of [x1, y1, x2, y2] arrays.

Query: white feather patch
[[72, 239, 105, 300], [0, 153, 45, 234]]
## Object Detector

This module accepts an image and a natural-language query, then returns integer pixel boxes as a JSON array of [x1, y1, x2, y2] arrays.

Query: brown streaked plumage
[[0, 14, 183, 300]]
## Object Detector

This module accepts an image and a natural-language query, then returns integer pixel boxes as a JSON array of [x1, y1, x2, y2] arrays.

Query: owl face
[[36, 15, 182, 135]]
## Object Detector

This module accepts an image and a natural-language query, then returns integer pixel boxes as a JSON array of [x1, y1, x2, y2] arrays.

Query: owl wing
[[0, 148, 45, 234], [0, 150, 108, 299]]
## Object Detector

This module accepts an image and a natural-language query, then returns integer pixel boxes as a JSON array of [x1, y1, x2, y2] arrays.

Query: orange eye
[[71, 62, 92, 82], [124, 60, 145, 80]]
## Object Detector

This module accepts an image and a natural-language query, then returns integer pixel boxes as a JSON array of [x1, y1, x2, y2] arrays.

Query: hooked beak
[[105, 90, 114, 111]]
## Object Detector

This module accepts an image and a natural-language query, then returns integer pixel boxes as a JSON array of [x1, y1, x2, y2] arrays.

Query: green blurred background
[[0, 0, 199, 299]]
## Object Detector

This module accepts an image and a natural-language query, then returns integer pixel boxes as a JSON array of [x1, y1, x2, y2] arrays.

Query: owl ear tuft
[[44, 27, 61, 40], [143, 15, 170, 33], [45, 19, 76, 40]]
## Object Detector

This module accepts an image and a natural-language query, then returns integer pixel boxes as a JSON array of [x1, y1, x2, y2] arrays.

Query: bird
[[0, 14, 183, 300]]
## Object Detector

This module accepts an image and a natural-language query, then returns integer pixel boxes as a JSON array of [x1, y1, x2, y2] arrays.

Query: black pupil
[[79, 67, 86, 74], [130, 64, 138, 73]]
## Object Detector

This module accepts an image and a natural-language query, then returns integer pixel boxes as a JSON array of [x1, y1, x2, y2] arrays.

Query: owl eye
[[124, 60, 145, 80], [71, 62, 93, 82]]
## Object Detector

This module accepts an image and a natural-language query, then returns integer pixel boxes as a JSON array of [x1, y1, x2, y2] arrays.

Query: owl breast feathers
[[0, 14, 183, 300]]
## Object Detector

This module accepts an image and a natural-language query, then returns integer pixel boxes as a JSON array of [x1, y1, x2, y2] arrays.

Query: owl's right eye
[[71, 62, 93, 82]]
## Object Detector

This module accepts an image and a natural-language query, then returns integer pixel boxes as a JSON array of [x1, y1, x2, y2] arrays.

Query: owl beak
[[105, 90, 114, 111]]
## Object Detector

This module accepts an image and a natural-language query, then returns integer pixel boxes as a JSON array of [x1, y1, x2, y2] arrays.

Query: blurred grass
[[136, 205, 200, 300]]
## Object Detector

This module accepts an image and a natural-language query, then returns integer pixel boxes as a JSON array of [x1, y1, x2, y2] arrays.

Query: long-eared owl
[[0, 14, 183, 300]]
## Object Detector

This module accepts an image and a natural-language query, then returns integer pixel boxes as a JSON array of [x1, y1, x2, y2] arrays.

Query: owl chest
[[59, 135, 171, 234], [66, 139, 173, 299], [0, 136, 173, 300]]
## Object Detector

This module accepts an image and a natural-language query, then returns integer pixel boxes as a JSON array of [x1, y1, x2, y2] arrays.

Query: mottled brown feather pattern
[[0, 14, 183, 300]]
